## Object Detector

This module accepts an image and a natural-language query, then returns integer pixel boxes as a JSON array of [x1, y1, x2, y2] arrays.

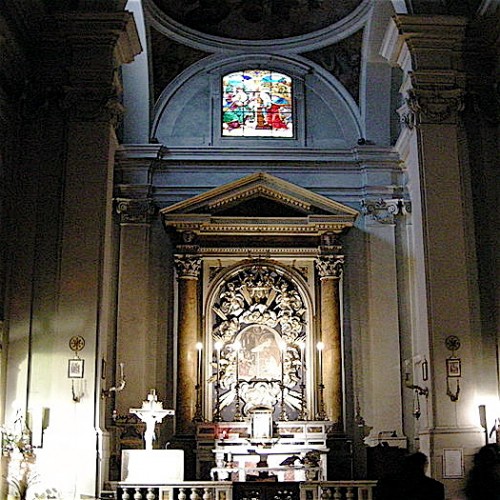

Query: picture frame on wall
[[446, 358, 461, 378], [68, 358, 85, 379]]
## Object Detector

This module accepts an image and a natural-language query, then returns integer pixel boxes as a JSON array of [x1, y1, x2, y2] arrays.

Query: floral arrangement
[[1, 421, 38, 500], [1, 426, 34, 458]]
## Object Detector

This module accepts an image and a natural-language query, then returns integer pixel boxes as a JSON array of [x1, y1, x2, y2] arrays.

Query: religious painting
[[222, 70, 293, 138], [238, 325, 282, 381]]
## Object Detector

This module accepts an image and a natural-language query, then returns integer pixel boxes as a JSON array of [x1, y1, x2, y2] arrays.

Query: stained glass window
[[222, 69, 293, 138]]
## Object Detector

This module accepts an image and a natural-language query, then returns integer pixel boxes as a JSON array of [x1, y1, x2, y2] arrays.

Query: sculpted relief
[[211, 264, 308, 420]]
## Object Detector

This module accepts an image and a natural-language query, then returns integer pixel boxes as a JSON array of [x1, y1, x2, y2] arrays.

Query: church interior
[[0, 0, 498, 498]]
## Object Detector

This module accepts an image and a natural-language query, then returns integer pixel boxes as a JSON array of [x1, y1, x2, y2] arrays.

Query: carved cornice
[[315, 255, 344, 279], [361, 198, 411, 224], [164, 218, 352, 236], [174, 254, 202, 279], [208, 185, 311, 212], [115, 198, 157, 224]]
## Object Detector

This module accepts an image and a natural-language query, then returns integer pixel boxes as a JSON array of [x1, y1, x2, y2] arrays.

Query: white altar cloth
[[121, 450, 184, 484]]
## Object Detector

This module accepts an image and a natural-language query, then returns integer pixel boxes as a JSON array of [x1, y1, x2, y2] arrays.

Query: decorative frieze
[[174, 255, 202, 279], [315, 255, 344, 279], [361, 198, 411, 225], [115, 198, 157, 224]]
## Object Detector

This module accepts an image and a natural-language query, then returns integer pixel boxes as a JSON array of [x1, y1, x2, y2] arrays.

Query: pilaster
[[381, 13, 485, 483], [115, 197, 157, 414], [360, 200, 406, 448]]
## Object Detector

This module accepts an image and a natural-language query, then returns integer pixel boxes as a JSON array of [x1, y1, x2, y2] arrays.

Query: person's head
[[474, 444, 500, 467], [404, 452, 429, 475]]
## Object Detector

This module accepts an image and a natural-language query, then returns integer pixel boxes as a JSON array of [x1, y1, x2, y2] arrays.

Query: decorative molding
[[174, 254, 202, 279], [115, 198, 157, 224], [406, 87, 465, 124], [361, 198, 411, 224], [208, 186, 311, 212], [315, 255, 344, 279]]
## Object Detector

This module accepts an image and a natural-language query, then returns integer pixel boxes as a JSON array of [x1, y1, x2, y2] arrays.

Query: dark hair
[[404, 452, 428, 473]]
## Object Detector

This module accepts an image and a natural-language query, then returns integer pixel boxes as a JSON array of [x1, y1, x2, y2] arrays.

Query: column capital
[[115, 198, 157, 224], [174, 255, 202, 279], [381, 14, 467, 125], [315, 255, 344, 279], [54, 11, 141, 124], [362, 198, 411, 225]]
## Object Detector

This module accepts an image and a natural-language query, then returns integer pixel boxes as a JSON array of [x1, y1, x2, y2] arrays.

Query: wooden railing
[[114, 480, 377, 500]]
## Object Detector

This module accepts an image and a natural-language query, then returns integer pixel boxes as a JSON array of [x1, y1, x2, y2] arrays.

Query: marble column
[[316, 253, 344, 427], [174, 254, 202, 435]]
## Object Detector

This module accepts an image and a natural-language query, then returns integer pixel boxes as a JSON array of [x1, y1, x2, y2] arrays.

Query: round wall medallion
[[445, 335, 461, 352], [69, 335, 86, 353]]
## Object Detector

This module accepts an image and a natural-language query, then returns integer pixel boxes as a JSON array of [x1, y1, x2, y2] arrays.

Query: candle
[[196, 342, 203, 387], [317, 341, 324, 385], [233, 341, 241, 382], [214, 341, 222, 382], [299, 342, 305, 373]]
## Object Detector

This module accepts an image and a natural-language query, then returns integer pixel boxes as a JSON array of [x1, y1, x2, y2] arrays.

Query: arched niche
[[152, 54, 363, 149], [204, 261, 315, 421]]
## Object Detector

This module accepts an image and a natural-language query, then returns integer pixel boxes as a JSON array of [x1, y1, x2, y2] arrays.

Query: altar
[[197, 419, 330, 482]]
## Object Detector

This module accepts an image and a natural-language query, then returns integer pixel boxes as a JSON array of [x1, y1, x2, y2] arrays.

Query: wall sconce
[[102, 362, 126, 398], [445, 335, 461, 402], [404, 358, 429, 398]]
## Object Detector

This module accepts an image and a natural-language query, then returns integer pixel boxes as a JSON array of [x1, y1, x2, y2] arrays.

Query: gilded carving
[[211, 264, 307, 419], [315, 255, 344, 279], [174, 255, 202, 279]]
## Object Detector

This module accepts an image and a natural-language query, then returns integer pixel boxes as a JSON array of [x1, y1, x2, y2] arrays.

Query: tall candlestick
[[279, 341, 287, 421], [193, 342, 204, 422], [316, 341, 327, 420], [214, 341, 223, 421], [196, 342, 203, 386], [233, 341, 242, 421], [298, 341, 306, 420], [317, 341, 324, 384]]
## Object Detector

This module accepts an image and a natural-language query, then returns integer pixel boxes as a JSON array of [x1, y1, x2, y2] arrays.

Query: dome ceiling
[[150, 0, 364, 40]]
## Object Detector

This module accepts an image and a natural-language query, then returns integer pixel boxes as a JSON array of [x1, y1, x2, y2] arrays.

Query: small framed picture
[[446, 358, 461, 378], [443, 448, 464, 478], [68, 358, 85, 379]]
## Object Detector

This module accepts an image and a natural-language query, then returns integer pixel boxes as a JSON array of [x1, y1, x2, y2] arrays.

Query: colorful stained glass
[[222, 70, 293, 138]]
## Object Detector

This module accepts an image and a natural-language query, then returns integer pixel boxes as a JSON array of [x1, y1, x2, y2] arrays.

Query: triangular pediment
[[161, 172, 358, 237]]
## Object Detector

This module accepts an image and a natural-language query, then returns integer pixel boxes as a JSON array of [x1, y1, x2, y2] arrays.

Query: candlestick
[[317, 341, 324, 385], [298, 341, 306, 420], [316, 341, 327, 420], [279, 341, 287, 421], [193, 342, 204, 422], [213, 341, 223, 422], [233, 341, 242, 421]]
